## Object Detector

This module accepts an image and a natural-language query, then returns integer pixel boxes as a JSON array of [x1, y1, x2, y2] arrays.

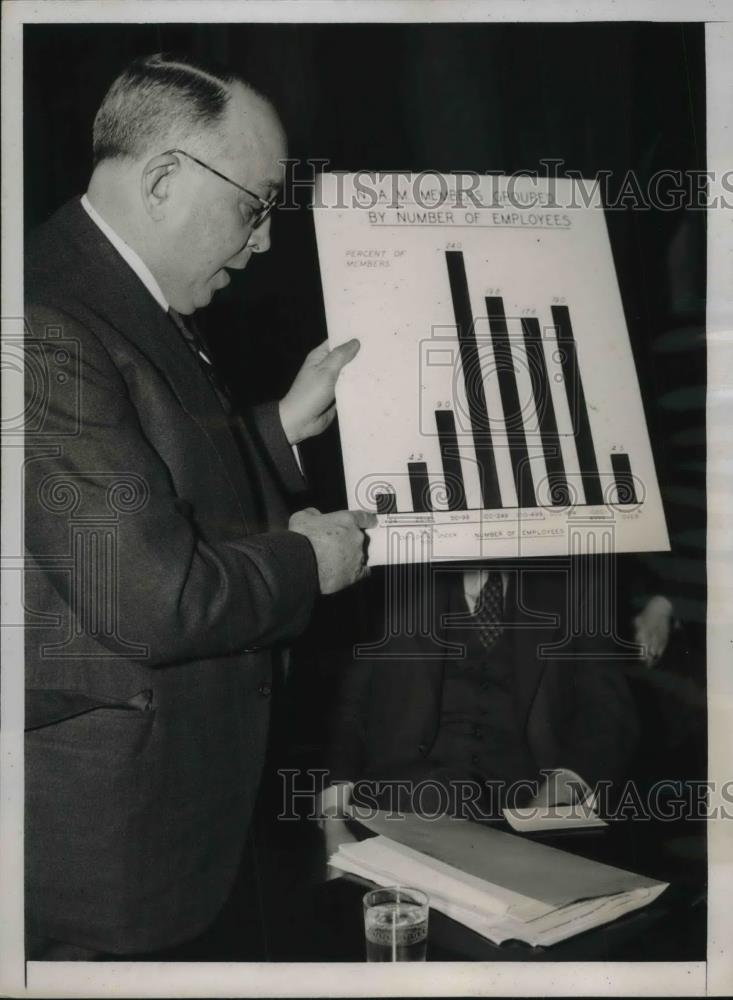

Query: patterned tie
[[168, 308, 233, 414], [472, 571, 505, 651]]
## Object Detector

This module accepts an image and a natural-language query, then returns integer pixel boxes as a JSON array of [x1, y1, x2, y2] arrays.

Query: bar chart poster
[[313, 173, 669, 565]]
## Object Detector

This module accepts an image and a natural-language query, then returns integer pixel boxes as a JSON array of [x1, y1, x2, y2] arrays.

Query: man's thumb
[[328, 338, 361, 372], [350, 509, 378, 530]]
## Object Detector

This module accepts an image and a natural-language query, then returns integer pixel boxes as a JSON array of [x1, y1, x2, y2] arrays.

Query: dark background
[[24, 21, 707, 958], [24, 23, 706, 533]]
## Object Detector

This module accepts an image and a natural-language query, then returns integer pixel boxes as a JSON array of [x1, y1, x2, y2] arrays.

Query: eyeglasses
[[163, 148, 277, 228]]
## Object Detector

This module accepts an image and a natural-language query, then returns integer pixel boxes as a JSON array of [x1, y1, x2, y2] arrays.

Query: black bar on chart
[[375, 492, 398, 514], [408, 462, 433, 512], [610, 452, 638, 504], [485, 297, 537, 508], [435, 409, 468, 511], [552, 305, 604, 506], [445, 251, 502, 509], [521, 316, 571, 506]]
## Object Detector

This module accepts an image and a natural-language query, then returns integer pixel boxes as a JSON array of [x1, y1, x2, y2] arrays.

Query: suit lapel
[[506, 566, 562, 727], [59, 200, 264, 520]]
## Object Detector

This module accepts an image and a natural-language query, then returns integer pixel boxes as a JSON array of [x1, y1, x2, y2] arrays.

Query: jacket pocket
[[26, 687, 153, 731], [26, 689, 156, 761]]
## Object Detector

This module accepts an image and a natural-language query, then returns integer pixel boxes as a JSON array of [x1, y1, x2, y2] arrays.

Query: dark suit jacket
[[23, 198, 319, 953], [327, 562, 639, 795]]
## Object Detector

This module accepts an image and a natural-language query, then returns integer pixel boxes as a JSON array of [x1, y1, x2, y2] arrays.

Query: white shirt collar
[[81, 193, 169, 313], [463, 568, 508, 613]]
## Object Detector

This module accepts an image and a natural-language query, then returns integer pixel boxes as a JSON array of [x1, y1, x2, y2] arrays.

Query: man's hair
[[92, 52, 256, 165]]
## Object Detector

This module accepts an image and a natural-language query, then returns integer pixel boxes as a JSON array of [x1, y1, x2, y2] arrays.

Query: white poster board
[[314, 172, 669, 564]]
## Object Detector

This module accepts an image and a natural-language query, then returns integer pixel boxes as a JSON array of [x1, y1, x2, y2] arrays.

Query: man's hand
[[279, 339, 361, 445], [633, 594, 674, 666], [289, 507, 376, 594], [525, 770, 590, 810]]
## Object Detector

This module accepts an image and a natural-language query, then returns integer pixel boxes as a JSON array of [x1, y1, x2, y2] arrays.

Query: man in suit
[[24, 53, 374, 959], [320, 558, 640, 851]]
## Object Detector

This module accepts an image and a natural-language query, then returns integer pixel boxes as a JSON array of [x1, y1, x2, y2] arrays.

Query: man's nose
[[246, 216, 272, 254]]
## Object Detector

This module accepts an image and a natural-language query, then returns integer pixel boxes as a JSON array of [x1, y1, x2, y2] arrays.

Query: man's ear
[[141, 152, 180, 220]]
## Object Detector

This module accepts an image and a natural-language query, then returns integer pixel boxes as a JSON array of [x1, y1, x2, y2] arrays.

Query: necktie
[[472, 571, 504, 651], [168, 308, 233, 414]]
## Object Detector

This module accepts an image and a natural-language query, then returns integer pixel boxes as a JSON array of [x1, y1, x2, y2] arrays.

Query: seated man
[[320, 556, 640, 846]]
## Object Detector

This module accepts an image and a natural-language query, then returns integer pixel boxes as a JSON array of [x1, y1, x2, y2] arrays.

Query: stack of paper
[[502, 791, 608, 833], [329, 813, 668, 947]]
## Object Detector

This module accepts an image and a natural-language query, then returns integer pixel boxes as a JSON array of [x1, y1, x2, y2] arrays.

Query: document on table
[[328, 811, 667, 946], [502, 791, 608, 833]]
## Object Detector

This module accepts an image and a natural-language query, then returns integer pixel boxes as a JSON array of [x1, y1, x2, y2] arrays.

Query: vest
[[428, 576, 538, 799]]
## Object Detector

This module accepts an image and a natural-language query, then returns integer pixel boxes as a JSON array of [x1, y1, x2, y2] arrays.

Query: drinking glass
[[362, 886, 429, 962]]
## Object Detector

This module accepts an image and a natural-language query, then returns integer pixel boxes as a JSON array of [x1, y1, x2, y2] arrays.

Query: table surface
[[271, 816, 707, 962]]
